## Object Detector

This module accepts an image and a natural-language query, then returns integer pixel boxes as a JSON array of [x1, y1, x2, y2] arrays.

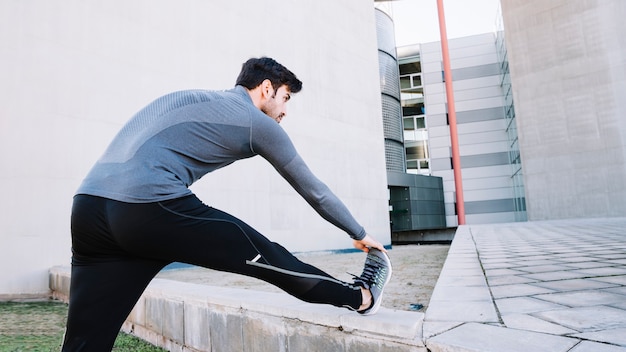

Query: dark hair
[[236, 57, 302, 93]]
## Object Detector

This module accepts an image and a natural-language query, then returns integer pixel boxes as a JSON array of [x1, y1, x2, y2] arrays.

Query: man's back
[[76, 87, 261, 202]]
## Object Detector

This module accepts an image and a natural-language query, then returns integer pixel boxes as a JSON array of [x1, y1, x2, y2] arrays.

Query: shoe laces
[[348, 259, 386, 290]]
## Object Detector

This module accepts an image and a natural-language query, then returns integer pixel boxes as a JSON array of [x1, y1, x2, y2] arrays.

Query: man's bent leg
[[62, 257, 165, 352], [63, 195, 168, 351]]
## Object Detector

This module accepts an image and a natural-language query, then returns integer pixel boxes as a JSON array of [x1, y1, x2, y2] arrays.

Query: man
[[62, 57, 392, 351]]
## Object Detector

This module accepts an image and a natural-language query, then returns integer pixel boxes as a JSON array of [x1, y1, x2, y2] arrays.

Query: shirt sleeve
[[249, 112, 366, 240]]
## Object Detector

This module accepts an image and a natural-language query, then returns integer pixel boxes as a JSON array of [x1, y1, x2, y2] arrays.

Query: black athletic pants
[[61, 194, 362, 351]]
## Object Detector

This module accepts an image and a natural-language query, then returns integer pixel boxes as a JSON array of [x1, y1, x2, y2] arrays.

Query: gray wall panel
[[465, 198, 517, 214], [430, 157, 452, 171], [427, 114, 448, 127], [461, 152, 510, 168], [453, 63, 501, 81], [457, 107, 505, 124]]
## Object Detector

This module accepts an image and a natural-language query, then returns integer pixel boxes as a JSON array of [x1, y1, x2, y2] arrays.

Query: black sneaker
[[352, 248, 392, 315]]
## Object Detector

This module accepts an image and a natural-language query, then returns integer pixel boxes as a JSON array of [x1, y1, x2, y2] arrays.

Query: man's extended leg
[[108, 194, 366, 311]]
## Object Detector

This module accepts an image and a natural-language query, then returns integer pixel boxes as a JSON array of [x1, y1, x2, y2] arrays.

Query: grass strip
[[0, 301, 165, 352]]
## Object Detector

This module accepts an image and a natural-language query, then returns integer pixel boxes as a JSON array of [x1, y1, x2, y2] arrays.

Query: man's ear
[[260, 79, 273, 98]]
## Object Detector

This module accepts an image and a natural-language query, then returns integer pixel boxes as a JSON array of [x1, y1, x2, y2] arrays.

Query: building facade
[[500, 0, 626, 220], [399, 33, 525, 227], [394, 0, 626, 225]]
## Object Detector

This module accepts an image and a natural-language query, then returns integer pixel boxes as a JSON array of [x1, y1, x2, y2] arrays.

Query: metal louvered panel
[[381, 95, 403, 142], [385, 140, 406, 172], [378, 52, 400, 99], [375, 10, 396, 57], [376, 8, 405, 173]]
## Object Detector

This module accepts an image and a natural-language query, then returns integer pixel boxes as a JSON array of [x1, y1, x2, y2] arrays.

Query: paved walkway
[[425, 217, 626, 352]]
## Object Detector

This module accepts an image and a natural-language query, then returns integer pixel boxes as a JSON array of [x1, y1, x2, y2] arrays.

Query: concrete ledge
[[50, 266, 426, 351]]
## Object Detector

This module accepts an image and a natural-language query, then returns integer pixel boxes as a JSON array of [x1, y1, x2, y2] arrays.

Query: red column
[[436, 0, 466, 225]]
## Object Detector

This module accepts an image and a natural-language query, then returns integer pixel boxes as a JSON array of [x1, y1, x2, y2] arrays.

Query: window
[[405, 140, 430, 175], [403, 117, 414, 130], [399, 61, 421, 75], [402, 101, 425, 117], [399, 73, 422, 92]]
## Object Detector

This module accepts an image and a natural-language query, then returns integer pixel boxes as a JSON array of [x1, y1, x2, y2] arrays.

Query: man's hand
[[353, 233, 387, 253]]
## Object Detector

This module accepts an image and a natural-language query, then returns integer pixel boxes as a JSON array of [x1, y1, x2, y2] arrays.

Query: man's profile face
[[261, 85, 291, 124]]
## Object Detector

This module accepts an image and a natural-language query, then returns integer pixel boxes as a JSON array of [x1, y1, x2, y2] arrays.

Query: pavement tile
[[591, 245, 619, 251], [562, 261, 619, 269], [515, 255, 565, 262], [426, 322, 579, 352], [520, 271, 590, 281], [430, 285, 492, 302], [514, 264, 575, 274], [605, 286, 626, 296], [434, 275, 487, 287], [441, 267, 485, 276], [572, 327, 626, 347], [595, 254, 626, 260], [481, 261, 516, 270], [568, 341, 626, 352], [534, 290, 626, 307], [554, 256, 601, 263], [490, 283, 555, 299], [422, 321, 464, 340], [484, 268, 527, 276], [588, 250, 626, 256], [479, 254, 515, 260], [487, 275, 537, 286], [480, 255, 512, 261], [602, 259, 626, 265], [572, 327, 626, 348], [533, 306, 626, 332], [496, 296, 568, 314], [610, 301, 626, 310], [448, 250, 477, 256], [593, 276, 626, 285], [443, 257, 479, 264], [501, 313, 578, 335], [574, 267, 626, 276], [425, 300, 499, 323], [532, 278, 619, 292], [510, 259, 567, 267], [443, 263, 483, 272], [552, 253, 587, 259], [513, 251, 549, 257]]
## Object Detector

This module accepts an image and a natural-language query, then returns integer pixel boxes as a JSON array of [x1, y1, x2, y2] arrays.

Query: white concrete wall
[[0, 1, 389, 296], [501, 0, 626, 220]]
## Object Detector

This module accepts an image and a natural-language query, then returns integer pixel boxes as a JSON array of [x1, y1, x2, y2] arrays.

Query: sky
[[390, 0, 501, 47]]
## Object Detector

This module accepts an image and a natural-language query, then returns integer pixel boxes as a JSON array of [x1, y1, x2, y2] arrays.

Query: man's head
[[236, 57, 302, 123], [236, 57, 302, 94]]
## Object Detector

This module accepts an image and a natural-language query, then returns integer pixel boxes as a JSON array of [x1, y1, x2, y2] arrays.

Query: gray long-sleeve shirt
[[77, 85, 366, 240]]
